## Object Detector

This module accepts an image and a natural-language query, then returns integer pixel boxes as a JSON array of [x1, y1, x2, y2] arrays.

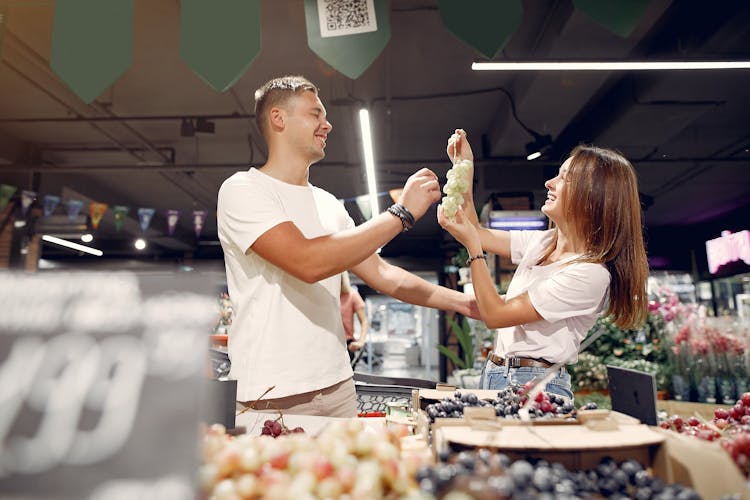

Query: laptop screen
[[606, 365, 658, 426]]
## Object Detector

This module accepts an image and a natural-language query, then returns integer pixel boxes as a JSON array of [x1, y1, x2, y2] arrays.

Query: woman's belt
[[488, 351, 554, 369]]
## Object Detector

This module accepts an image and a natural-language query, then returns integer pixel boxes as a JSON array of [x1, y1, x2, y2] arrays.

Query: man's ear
[[269, 107, 285, 132]]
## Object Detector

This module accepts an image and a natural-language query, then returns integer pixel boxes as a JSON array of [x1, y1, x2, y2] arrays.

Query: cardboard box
[[431, 419, 749, 500], [412, 386, 636, 442]]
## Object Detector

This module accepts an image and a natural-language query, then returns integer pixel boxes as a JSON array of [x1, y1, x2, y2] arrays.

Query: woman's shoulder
[[565, 260, 611, 283]]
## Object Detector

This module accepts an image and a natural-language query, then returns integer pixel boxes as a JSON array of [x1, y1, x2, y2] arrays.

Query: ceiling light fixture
[[472, 61, 750, 71], [134, 238, 147, 250], [80, 233, 93, 243], [525, 133, 552, 161], [359, 108, 379, 220], [42, 235, 103, 256]]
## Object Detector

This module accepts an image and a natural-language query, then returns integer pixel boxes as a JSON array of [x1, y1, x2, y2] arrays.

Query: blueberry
[[418, 477, 437, 495], [509, 460, 534, 487], [634, 487, 653, 500], [433, 464, 454, 488], [634, 470, 651, 487], [651, 477, 665, 494], [555, 478, 576, 496], [467, 393, 479, 405], [456, 451, 475, 471], [476, 448, 492, 465], [532, 466, 554, 492], [611, 469, 629, 490], [620, 458, 643, 481], [496, 453, 511, 469], [487, 475, 513, 496], [597, 477, 619, 496], [415, 464, 433, 482]]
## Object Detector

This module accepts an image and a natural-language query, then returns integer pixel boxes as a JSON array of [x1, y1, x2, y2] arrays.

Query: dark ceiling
[[1, 0, 749, 276]]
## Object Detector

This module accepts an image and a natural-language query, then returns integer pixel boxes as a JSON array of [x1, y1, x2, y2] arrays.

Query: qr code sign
[[317, 0, 378, 38]]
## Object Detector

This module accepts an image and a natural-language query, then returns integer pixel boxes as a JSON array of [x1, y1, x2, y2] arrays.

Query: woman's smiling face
[[541, 156, 572, 223]]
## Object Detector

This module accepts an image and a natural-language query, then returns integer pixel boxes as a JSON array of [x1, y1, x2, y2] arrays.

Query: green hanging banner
[[113, 205, 129, 232], [50, 0, 133, 104], [0, 184, 16, 211], [439, 0, 522, 59], [573, 0, 651, 38], [180, 0, 261, 92], [304, 0, 390, 80]]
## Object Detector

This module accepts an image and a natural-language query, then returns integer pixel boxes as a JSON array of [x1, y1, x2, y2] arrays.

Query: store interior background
[[1, 1, 749, 383]]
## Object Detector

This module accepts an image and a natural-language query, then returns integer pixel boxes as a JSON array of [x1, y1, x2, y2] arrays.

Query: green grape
[[440, 159, 472, 222]]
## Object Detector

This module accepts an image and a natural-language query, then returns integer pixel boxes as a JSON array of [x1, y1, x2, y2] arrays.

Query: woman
[[438, 130, 648, 398]]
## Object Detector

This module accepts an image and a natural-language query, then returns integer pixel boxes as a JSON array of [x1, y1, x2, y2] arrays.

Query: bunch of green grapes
[[440, 159, 472, 221]]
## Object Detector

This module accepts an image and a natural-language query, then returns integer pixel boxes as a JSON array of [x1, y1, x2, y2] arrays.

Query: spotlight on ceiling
[[525, 134, 552, 161], [81, 233, 93, 243], [195, 117, 216, 134], [134, 238, 147, 250], [181, 118, 195, 137]]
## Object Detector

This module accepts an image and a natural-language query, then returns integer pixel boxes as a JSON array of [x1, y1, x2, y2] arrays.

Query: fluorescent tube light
[[42, 234, 103, 256], [472, 61, 750, 71], [359, 109, 379, 220], [526, 151, 542, 161]]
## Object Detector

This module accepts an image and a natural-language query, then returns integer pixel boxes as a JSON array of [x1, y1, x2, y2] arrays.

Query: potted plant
[[438, 316, 482, 388], [450, 247, 471, 284]]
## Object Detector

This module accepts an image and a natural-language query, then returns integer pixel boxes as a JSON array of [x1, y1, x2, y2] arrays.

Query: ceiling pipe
[[0, 113, 254, 124], [2, 30, 217, 208]]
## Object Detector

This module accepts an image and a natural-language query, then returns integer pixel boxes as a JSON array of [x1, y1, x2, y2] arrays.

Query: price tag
[[0, 272, 216, 499]]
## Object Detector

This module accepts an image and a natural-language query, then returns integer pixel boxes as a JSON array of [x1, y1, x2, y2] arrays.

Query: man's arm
[[250, 168, 440, 284], [351, 253, 480, 319], [251, 214, 402, 283]]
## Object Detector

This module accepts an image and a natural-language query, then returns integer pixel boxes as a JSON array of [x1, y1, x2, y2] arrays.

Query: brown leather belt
[[488, 351, 554, 369]]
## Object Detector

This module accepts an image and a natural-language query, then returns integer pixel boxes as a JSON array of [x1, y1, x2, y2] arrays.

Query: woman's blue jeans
[[479, 359, 574, 400]]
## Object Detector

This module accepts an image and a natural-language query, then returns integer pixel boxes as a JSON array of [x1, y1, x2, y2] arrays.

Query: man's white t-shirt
[[496, 229, 611, 364], [217, 168, 354, 401]]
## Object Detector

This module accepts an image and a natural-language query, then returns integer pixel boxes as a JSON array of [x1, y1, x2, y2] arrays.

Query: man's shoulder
[[219, 169, 268, 197], [220, 168, 255, 187]]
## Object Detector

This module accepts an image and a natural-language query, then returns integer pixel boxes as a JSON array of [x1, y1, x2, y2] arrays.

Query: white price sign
[[0, 272, 216, 499]]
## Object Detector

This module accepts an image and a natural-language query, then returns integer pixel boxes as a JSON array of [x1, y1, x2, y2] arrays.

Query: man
[[217, 75, 478, 417]]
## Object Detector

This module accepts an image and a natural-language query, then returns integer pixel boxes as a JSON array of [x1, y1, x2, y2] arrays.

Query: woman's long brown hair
[[538, 145, 649, 329]]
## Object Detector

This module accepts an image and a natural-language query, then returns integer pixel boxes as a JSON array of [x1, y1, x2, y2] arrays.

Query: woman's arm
[[447, 129, 511, 258], [438, 204, 541, 328]]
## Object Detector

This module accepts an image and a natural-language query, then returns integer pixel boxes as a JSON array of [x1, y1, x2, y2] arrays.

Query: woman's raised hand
[[447, 129, 474, 164], [437, 204, 480, 254]]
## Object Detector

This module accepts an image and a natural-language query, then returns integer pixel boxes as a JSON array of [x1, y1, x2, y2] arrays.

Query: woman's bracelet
[[465, 253, 487, 266], [387, 203, 415, 232]]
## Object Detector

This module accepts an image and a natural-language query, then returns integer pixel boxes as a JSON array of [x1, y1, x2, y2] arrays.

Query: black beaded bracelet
[[466, 253, 487, 266], [396, 203, 415, 226], [387, 204, 414, 232]]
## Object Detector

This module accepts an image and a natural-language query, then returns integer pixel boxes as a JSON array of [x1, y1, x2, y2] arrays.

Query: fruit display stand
[[197, 382, 750, 499]]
